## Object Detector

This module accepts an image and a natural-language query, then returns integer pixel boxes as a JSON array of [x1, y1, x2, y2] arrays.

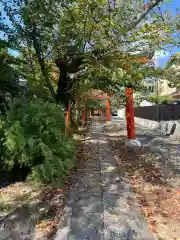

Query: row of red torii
[[65, 56, 151, 139], [65, 88, 135, 140]]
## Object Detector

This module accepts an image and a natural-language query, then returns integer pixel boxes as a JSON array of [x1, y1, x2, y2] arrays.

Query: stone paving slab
[[54, 121, 154, 240]]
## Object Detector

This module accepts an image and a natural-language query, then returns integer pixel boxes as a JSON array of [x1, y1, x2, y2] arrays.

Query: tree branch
[[128, 0, 164, 31], [31, 23, 57, 101], [107, 0, 111, 27], [82, 8, 89, 52], [157, 5, 165, 22]]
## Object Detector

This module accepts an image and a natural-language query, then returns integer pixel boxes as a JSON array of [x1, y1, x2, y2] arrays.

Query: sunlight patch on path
[[54, 121, 154, 240]]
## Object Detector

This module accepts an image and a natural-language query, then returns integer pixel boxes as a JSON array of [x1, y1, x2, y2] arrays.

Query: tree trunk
[[56, 65, 71, 109], [31, 23, 56, 102], [55, 57, 82, 110]]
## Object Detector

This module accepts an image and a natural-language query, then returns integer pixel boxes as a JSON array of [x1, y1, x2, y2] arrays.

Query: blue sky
[[1, 0, 179, 67], [156, 0, 180, 67]]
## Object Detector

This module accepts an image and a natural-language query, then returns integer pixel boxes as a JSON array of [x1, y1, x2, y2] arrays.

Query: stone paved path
[[55, 121, 154, 240]]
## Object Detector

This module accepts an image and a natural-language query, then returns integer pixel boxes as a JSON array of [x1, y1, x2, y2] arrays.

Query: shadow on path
[[55, 120, 154, 240]]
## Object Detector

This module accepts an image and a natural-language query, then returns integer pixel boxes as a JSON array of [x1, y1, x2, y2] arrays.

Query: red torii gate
[[82, 94, 111, 123], [125, 88, 135, 139], [65, 94, 111, 135], [125, 57, 151, 139], [65, 103, 71, 135], [65, 56, 151, 138]]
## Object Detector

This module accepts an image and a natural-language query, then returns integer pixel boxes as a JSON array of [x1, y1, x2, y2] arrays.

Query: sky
[[1, 0, 179, 67], [154, 0, 180, 67]]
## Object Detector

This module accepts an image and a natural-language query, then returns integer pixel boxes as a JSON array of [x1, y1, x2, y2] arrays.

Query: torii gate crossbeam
[[82, 94, 111, 123]]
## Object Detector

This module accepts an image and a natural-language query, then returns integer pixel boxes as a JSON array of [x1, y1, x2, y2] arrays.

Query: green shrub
[[148, 95, 172, 104], [160, 96, 173, 104], [86, 99, 106, 110], [0, 99, 75, 186]]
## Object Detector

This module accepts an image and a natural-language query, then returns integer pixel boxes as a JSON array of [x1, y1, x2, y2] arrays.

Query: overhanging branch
[[128, 0, 164, 31]]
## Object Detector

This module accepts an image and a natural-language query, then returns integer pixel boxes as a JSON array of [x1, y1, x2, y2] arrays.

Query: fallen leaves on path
[[0, 182, 65, 239], [108, 137, 180, 240]]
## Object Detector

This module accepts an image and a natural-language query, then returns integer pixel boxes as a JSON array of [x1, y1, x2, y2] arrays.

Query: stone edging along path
[[54, 121, 154, 240], [134, 117, 179, 137], [118, 108, 180, 138]]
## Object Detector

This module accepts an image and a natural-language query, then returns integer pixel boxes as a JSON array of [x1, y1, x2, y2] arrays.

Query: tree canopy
[[0, 0, 178, 108], [165, 53, 180, 89]]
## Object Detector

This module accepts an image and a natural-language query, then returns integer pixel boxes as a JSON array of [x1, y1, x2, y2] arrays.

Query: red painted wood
[[88, 95, 111, 99], [106, 100, 111, 121], [82, 103, 86, 122], [125, 88, 136, 139], [86, 94, 112, 121], [65, 103, 70, 134]]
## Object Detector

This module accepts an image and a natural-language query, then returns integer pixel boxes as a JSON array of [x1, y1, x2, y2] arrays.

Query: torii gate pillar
[[65, 103, 71, 135], [125, 88, 136, 139], [106, 100, 111, 121], [82, 103, 86, 125]]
